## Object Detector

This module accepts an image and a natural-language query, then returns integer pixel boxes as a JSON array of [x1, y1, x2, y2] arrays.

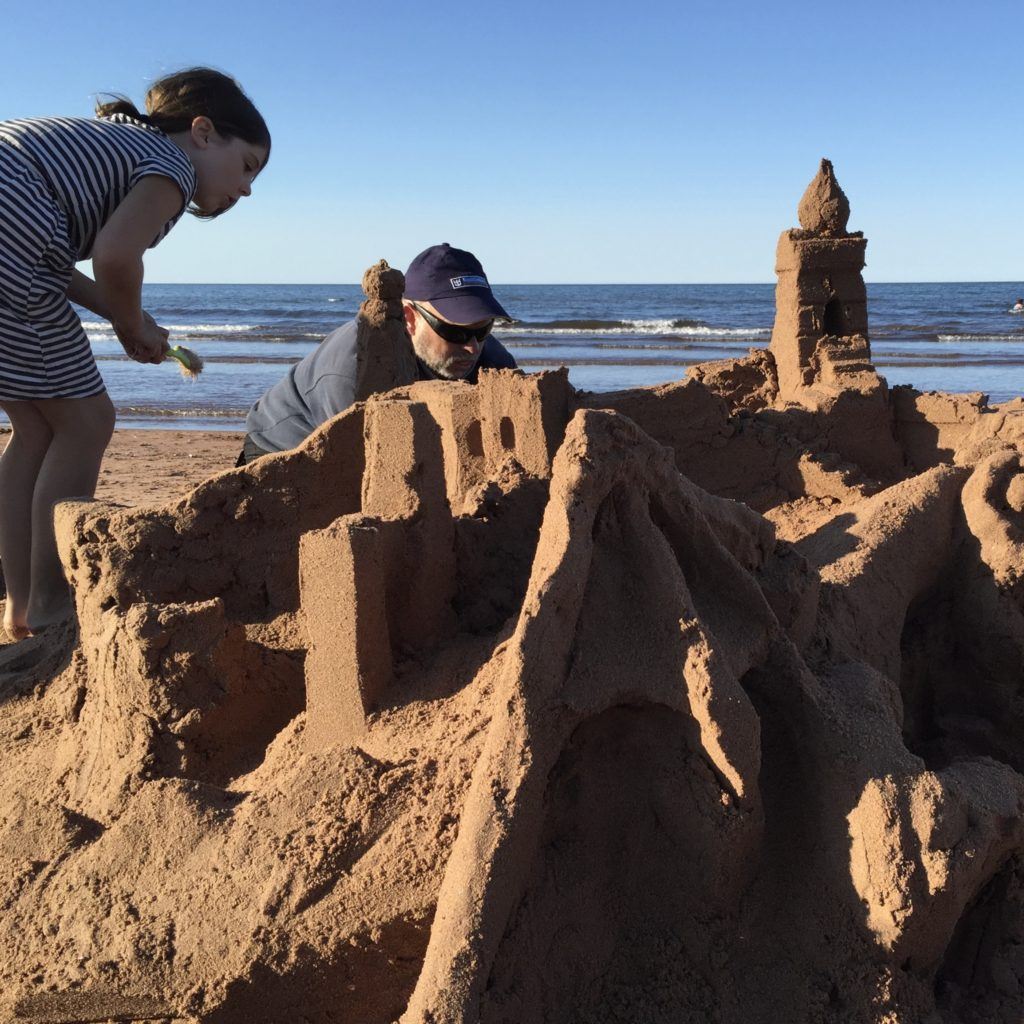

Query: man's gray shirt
[[245, 317, 517, 453]]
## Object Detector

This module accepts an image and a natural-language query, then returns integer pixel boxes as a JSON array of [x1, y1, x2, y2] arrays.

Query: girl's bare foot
[[2, 601, 31, 641]]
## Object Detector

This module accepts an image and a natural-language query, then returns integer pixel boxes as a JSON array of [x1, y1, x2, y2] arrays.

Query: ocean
[[6, 282, 1024, 430]]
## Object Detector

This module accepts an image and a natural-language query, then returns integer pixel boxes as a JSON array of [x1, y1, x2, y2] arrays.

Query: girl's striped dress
[[0, 114, 196, 400]]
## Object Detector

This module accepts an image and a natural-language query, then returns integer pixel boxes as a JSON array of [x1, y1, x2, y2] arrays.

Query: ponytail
[[94, 68, 269, 157], [94, 96, 154, 125]]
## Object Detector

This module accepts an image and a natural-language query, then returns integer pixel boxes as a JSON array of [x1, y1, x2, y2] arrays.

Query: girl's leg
[[0, 401, 54, 639], [27, 392, 115, 630]]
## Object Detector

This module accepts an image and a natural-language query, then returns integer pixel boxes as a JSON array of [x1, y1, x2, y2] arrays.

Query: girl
[[0, 68, 270, 640]]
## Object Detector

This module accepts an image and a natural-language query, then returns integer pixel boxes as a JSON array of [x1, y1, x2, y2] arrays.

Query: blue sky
[[2, 0, 1021, 283]]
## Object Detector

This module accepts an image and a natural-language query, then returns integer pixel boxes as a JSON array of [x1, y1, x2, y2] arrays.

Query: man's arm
[[306, 373, 358, 423]]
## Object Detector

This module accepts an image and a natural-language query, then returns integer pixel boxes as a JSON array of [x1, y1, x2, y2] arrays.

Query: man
[[238, 244, 516, 463]]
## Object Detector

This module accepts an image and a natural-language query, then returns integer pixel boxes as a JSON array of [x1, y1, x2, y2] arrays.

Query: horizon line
[[143, 279, 1024, 287]]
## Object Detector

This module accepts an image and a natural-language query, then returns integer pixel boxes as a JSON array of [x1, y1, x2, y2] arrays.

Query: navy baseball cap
[[404, 244, 511, 324]]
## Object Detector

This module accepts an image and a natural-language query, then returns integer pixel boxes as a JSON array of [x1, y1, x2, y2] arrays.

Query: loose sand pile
[[3, 166, 1024, 1024]]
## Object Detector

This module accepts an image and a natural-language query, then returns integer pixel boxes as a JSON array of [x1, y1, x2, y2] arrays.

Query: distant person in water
[[238, 244, 517, 464], [1012, 298, 1024, 313]]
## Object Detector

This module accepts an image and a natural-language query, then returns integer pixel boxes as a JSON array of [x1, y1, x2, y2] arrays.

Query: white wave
[[82, 321, 258, 336], [495, 320, 770, 338], [937, 333, 1024, 342], [169, 324, 257, 333]]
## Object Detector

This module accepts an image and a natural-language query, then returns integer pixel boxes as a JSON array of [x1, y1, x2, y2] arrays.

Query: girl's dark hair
[[96, 68, 270, 218]]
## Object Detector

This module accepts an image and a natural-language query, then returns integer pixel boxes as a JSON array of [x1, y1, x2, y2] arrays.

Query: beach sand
[[0, 427, 243, 507]]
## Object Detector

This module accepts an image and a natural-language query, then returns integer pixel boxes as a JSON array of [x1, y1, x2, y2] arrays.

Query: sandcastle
[[3, 163, 1024, 1023]]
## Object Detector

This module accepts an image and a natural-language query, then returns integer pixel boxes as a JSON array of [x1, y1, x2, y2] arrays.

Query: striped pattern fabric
[[0, 146, 101, 398], [0, 114, 196, 258], [0, 115, 196, 401]]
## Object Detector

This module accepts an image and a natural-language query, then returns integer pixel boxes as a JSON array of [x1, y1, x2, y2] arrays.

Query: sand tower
[[769, 159, 872, 401]]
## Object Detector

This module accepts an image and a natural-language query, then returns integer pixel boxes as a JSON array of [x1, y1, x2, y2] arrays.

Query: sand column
[[301, 397, 454, 750]]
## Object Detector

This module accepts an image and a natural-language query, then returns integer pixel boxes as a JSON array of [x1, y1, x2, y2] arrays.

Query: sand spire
[[797, 157, 851, 237], [355, 260, 419, 400]]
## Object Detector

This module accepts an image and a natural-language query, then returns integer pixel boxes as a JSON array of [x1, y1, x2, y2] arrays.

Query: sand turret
[[766, 160, 904, 480], [354, 260, 419, 400], [769, 158, 871, 401]]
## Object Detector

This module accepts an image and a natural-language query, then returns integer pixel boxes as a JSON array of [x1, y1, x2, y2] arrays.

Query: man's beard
[[420, 350, 477, 380]]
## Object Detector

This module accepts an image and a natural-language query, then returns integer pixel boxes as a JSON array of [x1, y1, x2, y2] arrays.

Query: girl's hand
[[115, 312, 169, 364]]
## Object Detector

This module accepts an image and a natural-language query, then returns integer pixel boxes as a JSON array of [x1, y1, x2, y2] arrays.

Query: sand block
[[361, 397, 455, 652], [302, 398, 457, 750], [403, 380, 487, 510], [362, 397, 448, 517], [774, 233, 867, 273], [771, 250, 871, 397], [797, 463, 970, 679], [476, 367, 573, 478], [810, 333, 879, 390], [301, 516, 394, 749]]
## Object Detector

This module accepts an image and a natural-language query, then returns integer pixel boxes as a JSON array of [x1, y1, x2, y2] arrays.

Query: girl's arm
[[69, 271, 164, 356], [68, 269, 111, 320], [91, 176, 185, 363]]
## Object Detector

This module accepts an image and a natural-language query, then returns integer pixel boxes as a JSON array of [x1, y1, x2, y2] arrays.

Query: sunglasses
[[411, 303, 494, 346]]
